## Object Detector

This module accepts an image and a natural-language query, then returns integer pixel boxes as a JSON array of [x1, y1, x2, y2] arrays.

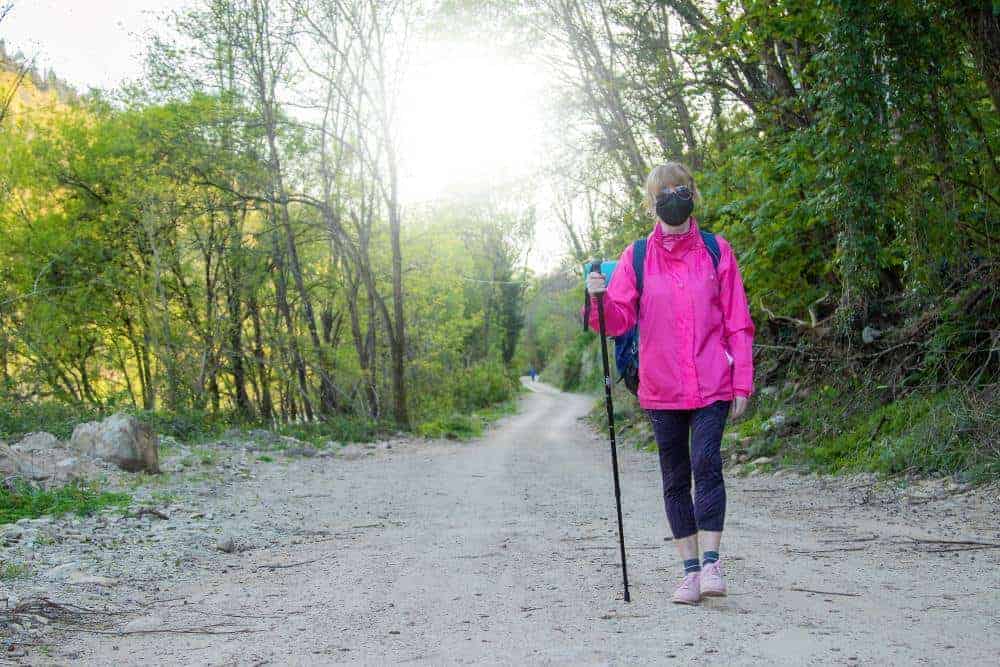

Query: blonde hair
[[645, 162, 700, 213]]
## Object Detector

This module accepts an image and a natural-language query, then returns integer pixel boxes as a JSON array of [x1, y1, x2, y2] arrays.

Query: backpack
[[614, 231, 721, 395]]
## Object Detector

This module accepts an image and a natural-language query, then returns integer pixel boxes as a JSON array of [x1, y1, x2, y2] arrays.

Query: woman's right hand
[[587, 271, 607, 295]]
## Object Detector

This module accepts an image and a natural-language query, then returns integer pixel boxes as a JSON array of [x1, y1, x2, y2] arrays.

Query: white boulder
[[70, 413, 159, 474]]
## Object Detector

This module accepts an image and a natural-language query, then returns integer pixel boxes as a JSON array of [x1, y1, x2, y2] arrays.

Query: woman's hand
[[587, 271, 607, 295], [731, 395, 748, 418]]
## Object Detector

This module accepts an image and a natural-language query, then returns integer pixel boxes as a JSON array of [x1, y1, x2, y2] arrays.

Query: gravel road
[[52, 382, 999, 665]]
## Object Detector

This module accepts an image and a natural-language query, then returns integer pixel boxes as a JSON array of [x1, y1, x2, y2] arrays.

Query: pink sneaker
[[700, 560, 727, 596], [672, 572, 702, 605]]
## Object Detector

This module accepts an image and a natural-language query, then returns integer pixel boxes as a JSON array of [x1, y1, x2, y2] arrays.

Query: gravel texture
[[3, 382, 998, 665]]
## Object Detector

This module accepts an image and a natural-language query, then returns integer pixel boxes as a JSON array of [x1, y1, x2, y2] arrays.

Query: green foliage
[[731, 385, 998, 482], [133, 409, 233, 443], [0, 480, 131, 525], [416, 397, 520, 440], [0, 561, 30, 580], [417, 413, 483, 440], [549, 332, 603, 394], [0, 401, 101, 441], [275, 416, 383, 445], [451, 361, 519, 412], [411, 359, 519, 438], [799, 390, 997, 481]]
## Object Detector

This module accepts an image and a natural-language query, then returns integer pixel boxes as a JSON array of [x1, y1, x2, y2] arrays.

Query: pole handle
[[583, 258, 604, 331]]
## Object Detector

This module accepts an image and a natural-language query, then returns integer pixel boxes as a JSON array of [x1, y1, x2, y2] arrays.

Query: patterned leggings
[[646, 400, 731, 538]]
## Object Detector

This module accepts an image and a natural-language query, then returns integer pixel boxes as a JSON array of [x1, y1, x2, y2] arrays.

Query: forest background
[[1, 0, 997, 481]]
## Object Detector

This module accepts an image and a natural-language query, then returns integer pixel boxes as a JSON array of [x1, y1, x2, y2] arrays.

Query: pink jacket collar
[[652, 218, 699, 254]]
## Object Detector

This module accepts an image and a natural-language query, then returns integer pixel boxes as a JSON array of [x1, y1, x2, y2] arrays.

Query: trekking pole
[[590, 258, 631, 603]]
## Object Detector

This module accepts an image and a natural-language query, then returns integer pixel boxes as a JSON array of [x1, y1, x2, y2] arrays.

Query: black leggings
[[646, 400, 730, 539]]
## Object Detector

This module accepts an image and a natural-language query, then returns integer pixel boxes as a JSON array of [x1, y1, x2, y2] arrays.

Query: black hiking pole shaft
[[594, 288, 631, 603]]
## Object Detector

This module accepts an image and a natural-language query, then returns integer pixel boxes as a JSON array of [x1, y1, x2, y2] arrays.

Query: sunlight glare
[[397, 41, 548, 204]]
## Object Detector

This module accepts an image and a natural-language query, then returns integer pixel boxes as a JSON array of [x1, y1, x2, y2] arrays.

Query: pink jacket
[[585, 221, 755, 410]]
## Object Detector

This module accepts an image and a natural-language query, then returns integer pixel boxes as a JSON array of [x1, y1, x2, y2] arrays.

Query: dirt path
[[56, 382, 998, 665]]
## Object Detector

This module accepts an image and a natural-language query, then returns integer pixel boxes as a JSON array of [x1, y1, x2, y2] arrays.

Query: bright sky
[[1, 1, 565, 270], [1, 0, 186, 90], [396, 40, 547, 203]]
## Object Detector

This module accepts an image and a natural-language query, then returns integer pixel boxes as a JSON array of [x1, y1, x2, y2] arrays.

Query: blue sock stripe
[[683, 558, 701, 574], [702, 550, 719, 565]]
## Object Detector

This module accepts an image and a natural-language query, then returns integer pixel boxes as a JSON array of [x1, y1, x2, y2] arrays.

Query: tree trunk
[[248, 293, 273, 422], [965, 3, 1000, 113]]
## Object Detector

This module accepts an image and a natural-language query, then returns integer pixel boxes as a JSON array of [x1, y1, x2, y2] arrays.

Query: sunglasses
[[658, 186, 693, 201]]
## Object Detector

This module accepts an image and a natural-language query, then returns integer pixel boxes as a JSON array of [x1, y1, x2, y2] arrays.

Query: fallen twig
[[789, 587, 860, 597], [818, 535, 878, 544], [454, 553, 499, 559], [255, 557, 324, 570], [786, 547, 869, 554], [53, 625, 263, 636], [52, 621, 262, 636], [900, 537, 1000, 548], [918, 544, 1000, 553], [1, 596, 116, 622], [133, 507, 170, 520]]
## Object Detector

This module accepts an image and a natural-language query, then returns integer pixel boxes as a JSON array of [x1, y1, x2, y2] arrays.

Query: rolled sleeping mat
[[582, 259, 620, 287]]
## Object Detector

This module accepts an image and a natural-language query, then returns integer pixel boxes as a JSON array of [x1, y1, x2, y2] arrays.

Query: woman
[[584, 162, 755, 605]]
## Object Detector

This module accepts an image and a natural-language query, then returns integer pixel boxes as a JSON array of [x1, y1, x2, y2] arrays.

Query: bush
[[0, 400, 235, 444], [134, 409, 233, 443], [416, 413, 483, 440], [731, 382, 998, 482], [553, 332, 600, 392], [451, 361, 519, 412], [276, 415, 384, 445], [803, 390, 998, 481], [0, 401, 102, 441]]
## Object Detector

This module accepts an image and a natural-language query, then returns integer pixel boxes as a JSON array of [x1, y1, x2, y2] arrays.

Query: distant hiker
[[529, 365, 538, 382], [584, 162, 755, 605]]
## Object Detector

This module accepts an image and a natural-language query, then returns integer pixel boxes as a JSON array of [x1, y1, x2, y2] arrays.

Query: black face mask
[[655, 187, 694, 226]]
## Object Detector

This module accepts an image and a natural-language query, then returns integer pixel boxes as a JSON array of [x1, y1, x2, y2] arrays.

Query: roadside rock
[[337, 444, 368, 461], [862, 325, 883, 344], [43, 561, 83, 582], [70, 413, 160, 474], [66, 571, 118, 586], [12, 432, 61, 453], [0, 442, 50, 481], [216, 535, 237, 553], [249, 429, 280, 445], [760, 412, 799, 436], [283, 447, 317, 458], [761, 413, 786, 432]]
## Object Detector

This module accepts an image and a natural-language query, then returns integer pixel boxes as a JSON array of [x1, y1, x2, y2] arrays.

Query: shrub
[[417, 413, 483, 440], [0, 401, 101, 441], [451, 361, 519, 413], [276, 415, 383, 444]]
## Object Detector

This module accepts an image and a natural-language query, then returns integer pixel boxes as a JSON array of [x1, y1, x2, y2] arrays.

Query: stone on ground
[[12, 432, 61, 452], [70, 413, 160, 474]]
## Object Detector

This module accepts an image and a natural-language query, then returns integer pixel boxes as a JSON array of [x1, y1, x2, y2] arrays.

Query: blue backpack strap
[[631, 238, 648, 295], [700, 230, 721, 270]]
